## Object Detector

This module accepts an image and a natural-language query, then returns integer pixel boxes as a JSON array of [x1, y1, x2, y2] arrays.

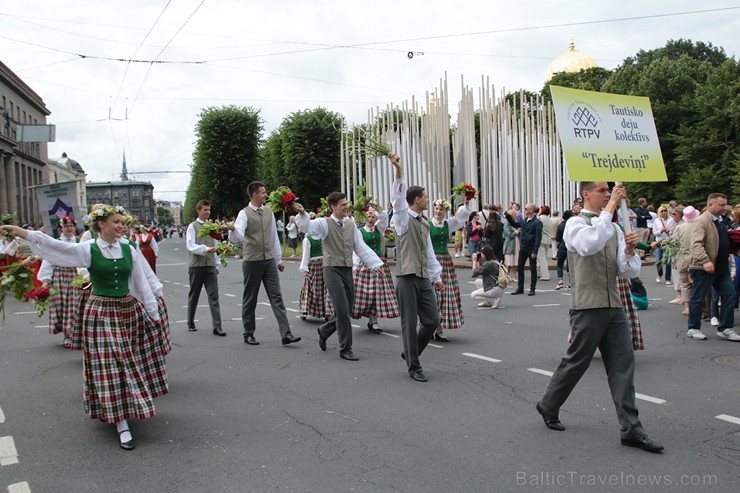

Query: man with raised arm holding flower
[[293, 192, 384, 361], [229, 181, 301, 347], [185, 199, 225, 336], [387, 153, 444, 383]]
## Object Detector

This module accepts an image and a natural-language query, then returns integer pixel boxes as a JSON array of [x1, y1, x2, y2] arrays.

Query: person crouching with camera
[[471, 245, 507, 309]]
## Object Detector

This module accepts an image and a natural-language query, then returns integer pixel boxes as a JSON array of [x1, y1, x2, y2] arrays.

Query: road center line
[[380, 332, 401, 339], [12, 312, 36, 316], [527, 368, 554, 377], [8, 482, 31, 493], [0, 406, 5, 423], [428, 343, 443, 349], [635, 393, 667, 405], [224, 293, 236, 297], [157, 263, 187, 267], [532, 304, 560, 307], [462, 352, 501, 363], [286, 308, 299, 313], [715, 414, 740, 426]]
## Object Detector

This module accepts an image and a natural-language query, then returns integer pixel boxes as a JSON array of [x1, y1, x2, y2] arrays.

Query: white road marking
[[0, 406, 5, 423], [8, 482, 31, 493], [0, 436, 19, 465], [230, 317, 242, 321], [291, 300, 299, 304], [224, 293, 236, 297], [12, 312, 36, 316], [462, 352, 501, 363], [428, 343, 443, 349], [715, 414, 740, 426], [183, 285, 189, 288], [157, 263, 187, 267], [527, 368, 554, 377], [258, 302, 271, 307], [560, 293, 571, 296], [533, 304, 560, 307], [635, 393, 667, 405], [351, 324, 360, 328], [181, 305, 209, 308], [286, 308, 299, 313], [163, 280, 171, 283], [34, 325, 49, 329], [172, 282, 181, 286], [173, 320, 198, 323], [380, 332, 401, 339]]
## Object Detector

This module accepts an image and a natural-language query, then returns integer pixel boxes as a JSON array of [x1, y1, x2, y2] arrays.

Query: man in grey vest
[[229, 181, 301, 347], [536, 182, 663, 453], [294, 193, 383, 361], [389, 153, 444, 382], [186, 199, 225, 336]]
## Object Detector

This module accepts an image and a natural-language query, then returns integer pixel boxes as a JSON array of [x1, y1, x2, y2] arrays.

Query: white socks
[[116, 420, 132, 443]]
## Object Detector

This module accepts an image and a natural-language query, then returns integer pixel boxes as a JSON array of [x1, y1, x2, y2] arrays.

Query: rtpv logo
[[572, 107, 600, 139]]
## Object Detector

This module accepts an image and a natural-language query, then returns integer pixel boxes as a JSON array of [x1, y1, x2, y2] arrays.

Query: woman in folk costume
[[429, 199, 470, 341], [351, 207, 399, 334], [132, 226, 159, 273], [37, 215, 81, 348], [299, 214, 333, 321], [1, 205, 168, 451]]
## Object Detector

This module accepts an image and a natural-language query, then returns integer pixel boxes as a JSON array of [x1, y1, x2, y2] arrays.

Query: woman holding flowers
[[37, 215, 81, 348], [429, 198, 470, 341], [1, 205, 167, 451], [351, 207, 399, 334]]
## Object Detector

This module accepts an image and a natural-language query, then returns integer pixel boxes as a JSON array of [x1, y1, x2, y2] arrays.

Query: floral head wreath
[[90, 205, 127, 221], [433, 199, 451, 210]]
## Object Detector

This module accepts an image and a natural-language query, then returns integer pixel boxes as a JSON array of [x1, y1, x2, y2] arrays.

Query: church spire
[[120, 149, 128, 181]]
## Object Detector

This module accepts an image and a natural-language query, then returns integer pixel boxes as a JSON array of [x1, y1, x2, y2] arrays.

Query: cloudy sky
[[1, 0, 737, 203]]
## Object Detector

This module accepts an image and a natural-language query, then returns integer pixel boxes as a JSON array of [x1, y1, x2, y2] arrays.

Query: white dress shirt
[[186, 218, 221, 268], [136, 233, 159, 257], [564, 209, 641, 279], [24, 230, 159, 320], [391, 178, 442, 283], [431, 204, 470, 232], [298, 236, 314, 273], [351, 211, 390, 269], [294, 213, 383, 271], [229, 204, 283, 266]]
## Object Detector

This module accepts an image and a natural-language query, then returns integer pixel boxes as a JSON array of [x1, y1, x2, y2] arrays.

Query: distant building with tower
[[85, 152, 156, 224]]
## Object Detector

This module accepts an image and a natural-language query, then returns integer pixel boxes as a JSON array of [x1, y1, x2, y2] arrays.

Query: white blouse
[[25, 231, 159, 320]]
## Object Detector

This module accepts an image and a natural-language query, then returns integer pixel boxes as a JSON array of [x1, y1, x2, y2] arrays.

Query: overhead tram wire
[[2, 6, 736, 66]]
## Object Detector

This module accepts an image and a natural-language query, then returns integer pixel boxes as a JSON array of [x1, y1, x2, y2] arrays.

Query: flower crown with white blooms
[[90, 205, 127, 221]]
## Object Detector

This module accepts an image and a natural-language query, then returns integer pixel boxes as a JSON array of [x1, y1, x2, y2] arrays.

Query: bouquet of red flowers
[[267, 186, 298, 212], [196, 221, 223, 240], [451, 182, 477, 201], [23, 286, 58, 317], [0, 261, 34, 318]]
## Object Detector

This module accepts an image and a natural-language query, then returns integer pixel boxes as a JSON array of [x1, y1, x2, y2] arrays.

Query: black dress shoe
[[244, 335, 259, 345], [367, 322, 382, 334], [536, 402, 565, 431], [213, 328, 226, 336], [317, 328, 326, 351], [282, 333, 302, 345], [434, 333, 450, 343], [528, 290, 536, 296], [511, 290, 524, 295], [621, 435, 664, 453], [188, 326, 197, 332], [339, 351, 359, 361], [401, 352, 406, 361], [410, 371, 428, 382]]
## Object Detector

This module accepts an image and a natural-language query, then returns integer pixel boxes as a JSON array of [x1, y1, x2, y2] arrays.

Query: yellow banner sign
[[550, 85, 667, 182]]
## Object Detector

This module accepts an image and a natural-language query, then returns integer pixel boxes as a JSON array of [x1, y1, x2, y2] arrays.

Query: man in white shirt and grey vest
[[536, 182, 663, 453], [389, 153, 445, 383], [229, 181, 301, 347], [185, 200, 225, 336], [294, 192, 383, 361]]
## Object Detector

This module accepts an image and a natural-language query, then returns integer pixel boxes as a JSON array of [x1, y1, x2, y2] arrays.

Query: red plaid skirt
[[436, 253, 463, 329], [156, 295, 171, 357], [618, 276, 644, 350], [351, 261, 400, 319], [48, 266, 79, 337], [299, 258, 333, 319], [68, 288, 90, 350], [82, 294, 169, 423]]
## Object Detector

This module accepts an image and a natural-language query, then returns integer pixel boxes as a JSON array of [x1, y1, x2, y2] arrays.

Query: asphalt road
[[1, 236, 738, 492]]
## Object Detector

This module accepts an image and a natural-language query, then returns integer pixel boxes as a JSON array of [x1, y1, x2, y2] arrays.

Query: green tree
[[257, 130, 285, 192], [277, 107, 344, 211], [185, 105, 264, 219], [156, 206, 173, 226]]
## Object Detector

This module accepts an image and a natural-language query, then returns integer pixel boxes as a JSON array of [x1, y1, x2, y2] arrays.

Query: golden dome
[[546, 40, 598, 81]]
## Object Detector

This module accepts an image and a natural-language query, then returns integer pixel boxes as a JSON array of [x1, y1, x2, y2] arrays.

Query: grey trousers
[[187, 266, 222, 331], [320, 266, 354, 354], [397, 275, 439, 374], [539, 307, 644, 439], [241, 260, 291, 338]]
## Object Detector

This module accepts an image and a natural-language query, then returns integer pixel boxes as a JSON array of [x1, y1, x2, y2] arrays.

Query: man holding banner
[[536, 182, 663, 452]]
